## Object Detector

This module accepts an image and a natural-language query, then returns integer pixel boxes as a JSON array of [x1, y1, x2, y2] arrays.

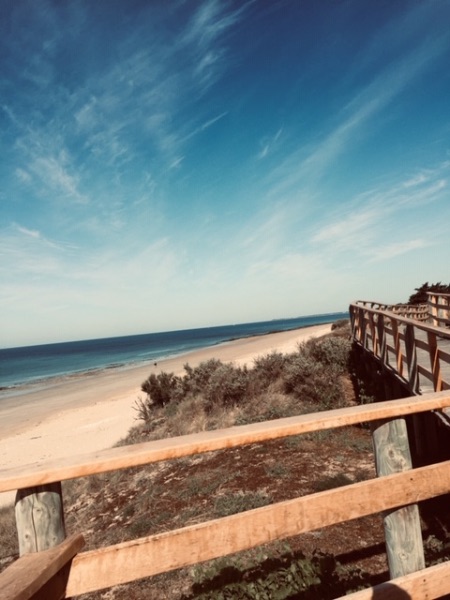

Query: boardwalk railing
[[356, 299, 429, 321], [350, 300, 450, 394], [2, 392, 450, 599], [355, 294, 450, 326], [427, 291, 450, 328]]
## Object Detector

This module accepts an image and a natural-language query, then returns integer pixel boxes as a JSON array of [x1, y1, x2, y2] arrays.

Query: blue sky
[[1, 0, 450, 347]]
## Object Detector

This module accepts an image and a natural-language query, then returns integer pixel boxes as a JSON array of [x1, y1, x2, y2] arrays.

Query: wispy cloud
[[183, 0, 249, 88], [169, 156, 184, 170], [369, 239, 429, 262], [301, 36, 448, 181], [310, 159, 449, 261], [30, 155, 88, 204], [257, 128, 283, 159], [16, 226, 40, 239], [4, 0, 248, 202], [201, 111, 228, 131], [14, 168, 32, 184], [263, 18, 450, 204]]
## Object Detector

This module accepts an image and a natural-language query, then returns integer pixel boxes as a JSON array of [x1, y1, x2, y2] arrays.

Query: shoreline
[[0, 320, 342, 395], [0, 323, 332, 507]]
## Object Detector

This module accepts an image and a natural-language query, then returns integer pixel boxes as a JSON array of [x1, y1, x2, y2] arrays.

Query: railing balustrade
[[427, 291, 450, 328], [1, 391, 450, 598], [350, 301, 450, 394]]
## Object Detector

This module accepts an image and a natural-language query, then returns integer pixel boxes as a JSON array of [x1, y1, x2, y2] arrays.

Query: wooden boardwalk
[[350, 298, 450, 394], [349, 297, 450, 430]]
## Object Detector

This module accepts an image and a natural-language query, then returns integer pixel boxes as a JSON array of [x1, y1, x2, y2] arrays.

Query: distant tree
[[408, 282, 450, 305]]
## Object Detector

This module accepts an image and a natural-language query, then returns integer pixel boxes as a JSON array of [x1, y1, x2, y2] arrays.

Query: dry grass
[[0, 505, 16, 569]]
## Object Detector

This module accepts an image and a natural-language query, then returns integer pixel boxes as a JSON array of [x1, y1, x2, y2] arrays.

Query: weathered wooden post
[[427, 293, 438, 327], [404, 323, 419, 393], [376, 314, 386, 365], [372, 418, 425, 578], [15, 482, 66, 555], [390, 318, 403, 378], [427, 331, 442, 392], [403, 322, 426, 460]]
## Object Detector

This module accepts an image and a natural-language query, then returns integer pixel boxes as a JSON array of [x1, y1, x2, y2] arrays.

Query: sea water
[[0, 312, 348, 393]]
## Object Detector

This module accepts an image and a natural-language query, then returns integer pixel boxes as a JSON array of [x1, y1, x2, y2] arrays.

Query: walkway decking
[[350, 298, 450, 425]]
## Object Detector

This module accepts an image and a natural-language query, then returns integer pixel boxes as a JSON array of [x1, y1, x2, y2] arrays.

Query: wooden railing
[[350, 301, 450, 394], [356, 299, 429, 321], [2, 392, 450, 599], [427, 291, 450, 328], [356, 294, 450, 327]]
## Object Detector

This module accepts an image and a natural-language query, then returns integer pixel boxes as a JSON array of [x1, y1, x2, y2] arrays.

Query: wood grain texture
[[15, 483, 65, 555], [1, 392, 449, 494], [66, 459, 450, 595], [0, 533, 84, 600], [372, 418, 424, 578]]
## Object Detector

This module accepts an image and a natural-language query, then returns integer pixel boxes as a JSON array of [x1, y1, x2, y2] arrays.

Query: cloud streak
[[1, 1, 450, 345]]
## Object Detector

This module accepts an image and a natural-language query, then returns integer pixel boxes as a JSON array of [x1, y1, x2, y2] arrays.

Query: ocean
[[0, 312, 348, 393]]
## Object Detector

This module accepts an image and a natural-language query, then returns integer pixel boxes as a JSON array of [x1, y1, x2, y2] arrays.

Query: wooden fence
[[350, 301, 450, 394], [2, 391, 450, 599], [355, 299, 429, 322], [354, 294, 450, 326], [427, 291, 450, 328]]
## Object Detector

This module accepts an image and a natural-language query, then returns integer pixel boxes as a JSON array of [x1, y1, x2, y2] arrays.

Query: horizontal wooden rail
[[66, 460, 450, 595], [350, 301, 450, 395], [0, 534, 84, 600], [353, 302, 450, 337], [355, 300, 429, 321], [337, 559, 450, 599], [1, 392, 450, 494]]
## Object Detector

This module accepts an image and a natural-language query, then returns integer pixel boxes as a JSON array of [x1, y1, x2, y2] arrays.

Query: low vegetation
[[134, 324, 352, 443], [2, 319, 448, 598]]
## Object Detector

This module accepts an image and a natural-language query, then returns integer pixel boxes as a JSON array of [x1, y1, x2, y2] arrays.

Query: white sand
[[0, 324, 331, 507]]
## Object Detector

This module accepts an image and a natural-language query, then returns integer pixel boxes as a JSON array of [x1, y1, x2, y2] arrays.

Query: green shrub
[[282, 352, 346, 410], [137, 333, 352, 424], [141, 371, 182, 407], [204, 363, 249, 408], [251, 352, 286, 392], [307, 337, 350, 371], [282, 353, 322, 395], [183, 359, 224, 396], [331, 318, 349, 331]]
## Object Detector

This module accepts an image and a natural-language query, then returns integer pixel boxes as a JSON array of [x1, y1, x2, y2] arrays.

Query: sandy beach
[[0, 323, 331, 507]]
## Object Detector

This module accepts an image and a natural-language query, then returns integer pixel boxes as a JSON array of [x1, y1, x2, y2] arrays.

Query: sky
[[1, 0, 450, 348]]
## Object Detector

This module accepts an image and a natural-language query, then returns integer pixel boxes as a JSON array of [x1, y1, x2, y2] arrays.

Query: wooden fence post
[[372, 418, 425, 578], [15, 482, 66, 556], [427, 331, 442, 392], [358, 307, 366, 347], [376, 314, 386, 365], [428, 293, 438, 327], [390, 318, 403, 378], [404, 323, 419, 393]]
